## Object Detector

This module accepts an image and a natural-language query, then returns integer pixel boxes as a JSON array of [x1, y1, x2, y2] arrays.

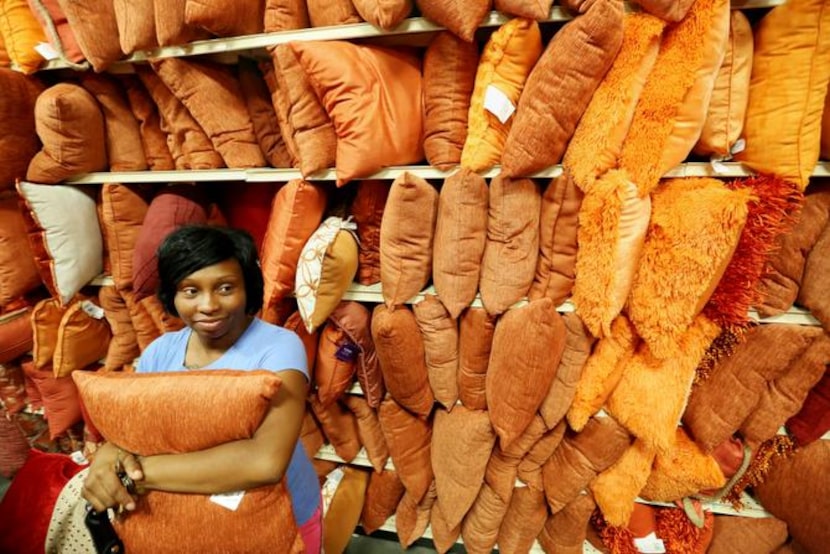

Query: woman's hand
[[82, 442, 144, 513]]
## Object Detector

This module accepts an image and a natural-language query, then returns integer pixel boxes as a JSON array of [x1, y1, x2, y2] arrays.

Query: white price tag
[[34, 42, 60, 61], [730, 138, 746, 156], [484, 84, 516, 124], [321, 467, 345, 516], [209, 490, 245, 511], [80, 300, 106, 320], [633, 532, 666, 554]]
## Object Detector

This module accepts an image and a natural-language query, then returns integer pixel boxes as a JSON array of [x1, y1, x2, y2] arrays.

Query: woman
[[82, 225, 322, 552]]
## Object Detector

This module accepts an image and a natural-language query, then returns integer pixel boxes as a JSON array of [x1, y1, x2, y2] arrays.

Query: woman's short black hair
[[156, 225, 264, 317]]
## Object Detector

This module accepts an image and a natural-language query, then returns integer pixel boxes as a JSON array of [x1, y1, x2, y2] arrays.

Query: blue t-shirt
[[137, 318, 320, 525]]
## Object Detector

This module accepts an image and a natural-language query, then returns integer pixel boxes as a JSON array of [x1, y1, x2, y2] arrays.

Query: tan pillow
[[55, 0, 121, 72], [478, 175, 540, 316], [501, 0, 625, 178], [53, 299, 111, 378], [154, 0, 208, 46], [313, 324, 357, 406], [306, 0, 361, 26], [457, 307, 496, 411], [460, 483, 509, 552], [0, 192, 40, 305], [422, 32, 478, 170], [0, 68, 43, 190], [413, 295, 458, 409], [361, 469, 405, 534], [516, 423, 567, 488], [432, 169, 488, 319], [264, 0, 309, 31], [378, 397, 433, 503], [429, 504, 461, 553], [379, 173, 438, 308], [113, 0, 156, 54], [98, 286, 139, 372], [26, 83, 107, 184], [352, 0, 410, 29], [415, 0, 491, 43], [395, 481, 436, 548], [537, 494, 596, 554], [309, 395, 361, 463], [342, 395, 388, 473], [497, 486, 548, 554], [238, 59, 292, 169], [184, 0, 263, 36], [371, 304, 434, 418], [486, 298, 566, 448], [120, 75, 175, 171], [351, 180, 389, 286]]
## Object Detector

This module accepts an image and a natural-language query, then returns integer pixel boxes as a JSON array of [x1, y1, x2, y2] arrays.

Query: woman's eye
[[181, 288, 198, 297], [218, 284, 234, 294]]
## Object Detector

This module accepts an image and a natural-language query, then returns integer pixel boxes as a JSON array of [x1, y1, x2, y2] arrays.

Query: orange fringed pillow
[[460, 18, 542, 172], [736, 0, 830, 191], [626, 178, 750, 360], [415, 0, 491, 43], [501, 0, 624, 179]]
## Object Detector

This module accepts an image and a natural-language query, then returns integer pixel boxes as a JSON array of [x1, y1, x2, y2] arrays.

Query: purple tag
[[335, 341, 360, 362]]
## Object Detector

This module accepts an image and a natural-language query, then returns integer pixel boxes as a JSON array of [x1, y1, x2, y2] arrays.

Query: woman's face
[[174, 258, 249, 344]]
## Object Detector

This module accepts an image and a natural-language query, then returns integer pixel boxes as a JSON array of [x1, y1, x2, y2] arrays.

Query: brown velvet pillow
[[343, 395, 389, 473], [415, 0, 491, 42], [478, 175, 540, 316], [361, 469, 405, 534], [457, 307, 496, 411], [378, 397, 433, 503], [238, 59, 292, 169], [309, 395, 361, 463], [422, 32, 478, 170], [486, 298, 566, 448], [0, 193, 40, 305], [0, 69, 43, 190], [351, 180, 389, 286], [413, 295, 458, 409], [306, 0, 361, 26], [154, 0, 209, 46], [184, 0, 263, 37], [432, 169, 488, 319], [152, 58, 266, 169], [99, 184, 153, 291], [55, 0, 121, 72], [113, 0, 157, 54], [371, 304, 434, 418], [352, 0, 410, 29], [264, 0, 309, 31], [26, 83, 107, 184], [98, 286, 139, 372], [79, 73, 147, 172], [328, 301, 384, 409], [379, 173, 438, 308]]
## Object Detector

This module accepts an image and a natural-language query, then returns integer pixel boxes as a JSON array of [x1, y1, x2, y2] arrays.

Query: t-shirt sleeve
[[135, 334, 172, 374], [260, 329, 309, 380]]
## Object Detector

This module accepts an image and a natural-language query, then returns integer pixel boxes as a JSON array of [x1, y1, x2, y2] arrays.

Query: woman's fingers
[[122, 452, 144, 482], [83, 465, 137, 512]]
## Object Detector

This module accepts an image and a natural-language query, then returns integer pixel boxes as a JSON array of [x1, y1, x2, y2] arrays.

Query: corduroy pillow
[[306, 0, 361, 26], [184, 0, 263, 37], [0, 69, 42, 190], [422, 32, 478, 170], [113, 0, 156, 54], [360, 469, 405, 534], [379, 173, 438, 308], [460, 482, 509, 552], [430, 499, 461, 553], [501, 0, 624, 178], [460, 18, 542, 172], [498, 485, 548, 553], [342, 395, 388, 473], [457, 307, 496, 411], [72, 370, 304, 553], [537, 494, 596, 554], [413, 295, 458, 409], [26, 83, 107, 184], [415, 0, 490, 43], [154, 0, 208, 46], [328, 301, 384, 409], [0, 0, 45, 73], [264, 0, 309, 31], [351, 180, 388, 286], [55, 0, 121, 72], [237, 59, 292, 169], [377, 397, 433, 503], [0, 193, 40, 305], [313, 323, 357, 406], [98, 286, 139, 372], [120, 75, 175, 171], [708, 515, 788, 554], [432, 169, 488, 319], [52, 299, 111, 378], [478, 175, 540, 316], [352, 0, 410, 29]]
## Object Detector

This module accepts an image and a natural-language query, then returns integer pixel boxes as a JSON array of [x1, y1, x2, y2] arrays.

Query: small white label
[[80, 300, 105, 320], [730, 138, 746, 155], [633, 532, 666, 554], [70, 450, 89, 465], [484, 84, 516, 124], [34, 42, 60, 61], [321, 467, 345, 516], [209, 490, 245, 511]]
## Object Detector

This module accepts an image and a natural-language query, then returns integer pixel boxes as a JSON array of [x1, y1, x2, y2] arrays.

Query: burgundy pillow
[[218, 183, 280, 253]]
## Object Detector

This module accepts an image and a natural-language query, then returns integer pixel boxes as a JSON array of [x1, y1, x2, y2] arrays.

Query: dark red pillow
[[787, 369, 830, 446], [21, 359, 82, 439], [218, 182, 280, 253], [0, 307, 33, 364]]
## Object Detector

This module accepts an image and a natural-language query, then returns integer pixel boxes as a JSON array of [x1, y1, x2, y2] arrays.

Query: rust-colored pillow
[[328, 301, 384, 409], [432, 169, 488, 319], [260, 180, 327, 323], [0, 30, 7, 66], [430, 500, 461, 553], [736, 0, 830, 191], [413, 295, 458, 409], [154, 0, 208, 46], [461, 18, 542, 172], [787, 368, 830, 447], [422, 32, 478, 170], [529, 173, 583, 306], [264, 0, 309, 31], [291, 41, 424, 185], [306, 0, 361, 26], [361, 469, 405, 534], [55, 0, 121, 72], [352, 0, 410, 29], [460, 483, 509, 552], [517, 423, 567, 488], [0, 69, 42, 190], [487, 298, 566, 448], [351, 180, 389, 286], [378, 397, 433, 504], [342, 395, 389, 473], [99, 184, 153, 292], [0, 307, 33, 364], [313, 323, 357, 406], [79, 73, 148, 172], [113, 0, 156, 54], [0, 0, 45, 73], [98, 286, 139, 372], [494, 0, 551, 19], [799, 222, 830, 331], [26, 83, 107, 184], [823, 82, 830, 160], [379, 173, 438, 308], [283, 311, 319, 373], [432, 406, 495, 530], [415, 0, 491, 42], [260, 60, 299, 167], [537, 494, 596, 554], [371, 304, 434, 418], [309, 395, 361, 463], [631, 0, 694, 22], [298, 412, 325, 466], [323, 466, 370, 554], [501, 0, 624, 178], [52, 299, 111, 378], [184, 0, 263, 37], [119, 75, 175, 171], [32, 298, 64, 369], [497, 485, 548, 554], [26, 0, 85, 66], [73, 369, 303, 553], [0, 193, 40, 305], [24, 360, 81, 439], [708, 516, 789, 554], [457, 307, 496, 411], [152, 58, 266, 169], [238, 59, 292, 169], [395, 481, 436, 548], [479, 175, 540, 316]]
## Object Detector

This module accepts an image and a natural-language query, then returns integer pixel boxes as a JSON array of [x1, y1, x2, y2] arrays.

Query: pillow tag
[[80, 300, 106, 320], [335, 341, 360, 362], [484, 84, 516, 124], [34, 42, 60, 61], [633, 532, 666, 554], [730, 138, 746, 156], [209, 490, 245, 511], [321, 467, 345, 516]]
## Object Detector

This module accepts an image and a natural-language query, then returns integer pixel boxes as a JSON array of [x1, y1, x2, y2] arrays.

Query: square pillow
[[218, 182, 279, 253], [17, 182, 103, 306], [415, 0, 491, 43], [352, 0, 410, 30], [55, 0, 122, 72], [22, 359, 82, 439], [26, 83, 108, 184], [0, 307, 34, 364], [184, 0, 263, 37], [0, 68, 43, 190], [72, 369, 304, 553], [113, 0, 157, 54], [119, 75, 176, 171], [0, 192, 41, 305], [26, 0, 86, 66], [590, 440, 656, 528], [413, 295, 459, 409], [154, 0, 208, 46], [264, 0, 309, 31], [306, 0, 361, 27], [0, 0, 45, 73], [52, 299, 111, 378], [290, 41, 424, 185], [351, 180, 389, 286]]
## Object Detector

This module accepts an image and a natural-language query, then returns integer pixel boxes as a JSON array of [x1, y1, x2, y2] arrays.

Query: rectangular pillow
[[52, 299, 111, 377], [154, 0, 208, 46], [55, 0, 122, 72]]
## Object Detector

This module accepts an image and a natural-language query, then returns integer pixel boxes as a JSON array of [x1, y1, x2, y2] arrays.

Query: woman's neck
[[185, 315, 254, 369]]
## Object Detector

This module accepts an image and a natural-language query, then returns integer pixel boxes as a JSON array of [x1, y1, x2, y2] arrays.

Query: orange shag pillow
[[413, 295, 459, 409], [457, 307, 496, 411], [415, 0, 491, 42]]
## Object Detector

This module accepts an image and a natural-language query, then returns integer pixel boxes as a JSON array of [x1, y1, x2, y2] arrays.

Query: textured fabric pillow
[[283, 310, 319, 373], [497, 486, 548, 554], [631, 0, 694, 21], [52, 299, 111, 378], [184, 0, 263, 37], [379, 173, 438, 308], [26, 83, 107, 184], [154, 0, 208, 46], [351, 180, 388, 286], [260, 59, 300, 167], [261, 180, 327, 323], [415, 0, 490, 42], [461, 482, 509, 552], [55, 0, 121, 72], [313, 323, 357, 406], [0, 69, 42, 190], [31, 297, 64, 369], [823, 84, 830, 160], [799, 222, 830, 331], [352, 0, 410, 29], [787, 368, 830, 446], [291, 41, 424, 185], [0, 307, 33, 364], [537, 494, 596, 554], [590, 439, 656, 527], [328, 301, 384, 409], [432, 169, 488, 319], [377, 397, 433, 503], [113, 0, 157, 54], [478, 175, 540, 316], [99, 183, 153, 291], [217, 183, 278, 253], [736, 0, 830, 191], [23, 359, 81, 438], [708, 516, 789, 554], [494, 0, 551, 19], [487, 298, 566, 448], [309, 395, 362, 462], [0, 0, 45, 73], [152, 58, 266, 169], [395, 481, 436, 548], [323, 466, 369, 554], [295, 217, 359, 333], [0, 32, 7, 66], [430, 497, 461, 553], [457, 307, 496, 410], [361, 469, 405, 534], [98, 286, 139, 372], [0, 415, 28, 478], [501, 0, 624, 178], [413, 295, 458, 409], [422, 31, 477, 170], [342, 395, 388, 472], [238, 59, 292, 169], [626, 179, 749, 359], [529, 173, 583, 306], [79, 73, 148, 172], [0, 193, 40, 305], [461, 18, 542, 172], [371, 304, 434, 417], [306, 0, 361, 26], [26, 0, 85, 66], [72, 370, 304, 553], [17, 182, 103, 306], [264, 0, 309, 31], [119, 75, 175, 171]]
